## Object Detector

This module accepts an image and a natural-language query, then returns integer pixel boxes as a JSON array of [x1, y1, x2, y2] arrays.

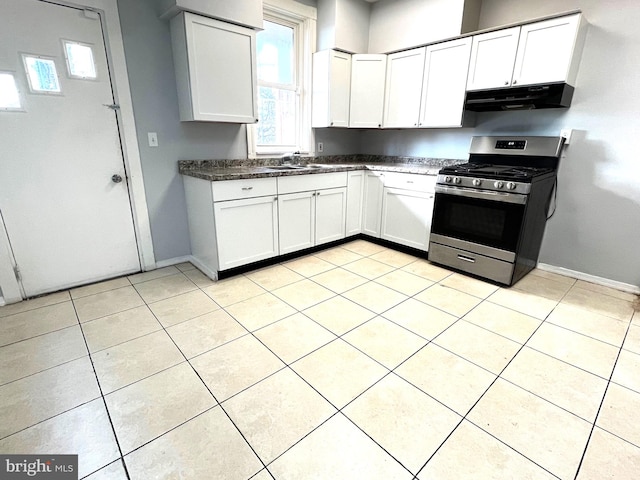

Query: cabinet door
[[175, 12, 257, 123], [466, 27, 520, 91], [312, 50, 352, 128], [420, 37, 472, 128], [278, 191, 315, 254], [512, 14, 581, 87], [316, 187, 347, 245], [383, 47, 426, 128], [346, 171, 364, 236], [380, 188, 434, 251], [349, 54, 387, 128], [214, 196, 279, 270], [362, 172, 384, 237]]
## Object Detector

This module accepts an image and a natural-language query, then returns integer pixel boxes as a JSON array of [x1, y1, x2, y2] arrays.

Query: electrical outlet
[[317, 142, 324, 153], [148, 132, 158, 147], [560, 128, 573, 145]]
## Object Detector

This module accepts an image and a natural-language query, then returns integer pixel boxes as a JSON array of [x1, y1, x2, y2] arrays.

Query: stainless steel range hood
[[464, 83, 575, 112]]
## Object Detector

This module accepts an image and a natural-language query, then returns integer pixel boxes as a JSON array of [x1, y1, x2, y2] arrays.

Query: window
[[0, 72, 22, 110], [63, 41, 97, 79], [22, 55, 61, 94], [248, 2, 315, 157]]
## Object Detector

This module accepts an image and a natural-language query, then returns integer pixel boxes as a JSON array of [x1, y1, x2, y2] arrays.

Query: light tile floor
[[0, 240, 639, 479]]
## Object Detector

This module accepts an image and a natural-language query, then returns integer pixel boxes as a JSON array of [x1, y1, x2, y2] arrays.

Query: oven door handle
[[434, 185, 527, 205]]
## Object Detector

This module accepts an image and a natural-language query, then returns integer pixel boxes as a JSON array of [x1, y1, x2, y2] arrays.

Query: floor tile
[[611, 349, 640, 393], [133, 273, 198, 303], [527, 322, 620, 378], [576, 427, 640, 480], [340, 239, 388, 256], [245, 264, 305, 290], [501, 347, 608, 421], [70, 277, 131, 299], [575, 280, 637, 302], [105, 363, 215, 453], [147, 289, 219, 328], [0, 290, 70, 318], [439, 273, 499, 299], [462, 301, 541, 344], [181, 267, 215, 288], [225, 293, 298, 331], [81, 305, 161, 353], [127, 266, 180, 285], [271, 279, 336, 310], [0, 356, 100, 438], [83, 459, 128, 480], [414, 284, 482, 318], [529, 268, 577, 286], [344, 374, 461, 473], [312, 246, 363, 266], [546, 303, 628, 347], [374, 270, 433, 296], [597, 383, 640, 447], [124, 407, 263, 480], [91, 330, 184, 394], [467, 378, 592, 480], [224, 368, 336, 464], [282, 255, 335, 277], [310, 267, 368, 294], [342, 282, 407, 314], [166, 309, 247, 359], [291, 339, 388, 409], [512, 273, 573, 301], [342, 257, 396, 280], [623, 323, 640, 355], [382, 298, 457, 340], [191, 335, 285, 402], [631, 310, 639, 326], [254, 313, 336, 364], [395, 343, 496, 415], [0, 301, 78, 346], [74, 286, 144, 323], [343, 317, 428, 369], [561, 286, 635, 322], [418, 420, 557, 480], [303, 296, 375, 335], [250, 469, 273, 480], [0, 399, 119, 478], [487, 288, 557, 320], [268, 413, 412, 479], [174, 262, 196, 272], [369, 249, 417, 267], [0, 325, 87, 385], [401, 259, 452, 282], [434, 320, 521, 374], [202, 276, 267, 307]]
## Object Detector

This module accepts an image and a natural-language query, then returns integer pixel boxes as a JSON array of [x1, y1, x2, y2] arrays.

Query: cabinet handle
[[241, 187, 254, 191], [512, 79, 517, 85], [330, 121, 334, 126], [273, 196, 278, 201], [457, 254, 476, 263], [504, 81, 509, 85], [378, 124, 381, 128]]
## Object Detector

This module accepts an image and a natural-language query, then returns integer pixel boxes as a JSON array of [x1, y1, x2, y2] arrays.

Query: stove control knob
[[453, 177, 461, 184], [494, 181, 504, 189], [472, 179, 482, 187], [506, 182, 517, 190], [444, 176, 452, 183]]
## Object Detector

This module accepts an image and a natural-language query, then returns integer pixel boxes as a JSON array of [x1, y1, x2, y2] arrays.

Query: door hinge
[[13, 265, 21, 282]]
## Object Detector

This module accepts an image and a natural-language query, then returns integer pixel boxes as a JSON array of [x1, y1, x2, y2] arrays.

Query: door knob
[[111, 174, 123, 183]]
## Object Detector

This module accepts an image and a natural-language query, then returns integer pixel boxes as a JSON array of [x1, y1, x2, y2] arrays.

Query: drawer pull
[[457, 254, 476, 263], [241, 187, 254, 191]]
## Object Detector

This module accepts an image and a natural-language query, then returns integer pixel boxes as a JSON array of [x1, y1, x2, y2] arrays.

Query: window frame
[[21, 53, 63, 95], [61, 39, 99, 80], [247, 2, 316, 158], [0, 71, 25, 112]]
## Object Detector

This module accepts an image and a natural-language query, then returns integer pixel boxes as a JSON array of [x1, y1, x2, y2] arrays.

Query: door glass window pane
[[0, 73, 22, 109], [23, 55, 61, 93], [64, 41, 97, 79], [257, 21, 294, 85], [257, 86, 296, 147]]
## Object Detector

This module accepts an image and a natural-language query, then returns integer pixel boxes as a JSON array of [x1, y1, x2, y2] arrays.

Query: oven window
[[431, 193, 525, 252]]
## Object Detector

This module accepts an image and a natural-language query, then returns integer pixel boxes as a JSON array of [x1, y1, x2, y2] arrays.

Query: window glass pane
[[23, 56, 61, 93], [257, 86, 296, 146], [0, 73, 21, 109], [257, 21, 294, 85], [64, 42, 97, 79]]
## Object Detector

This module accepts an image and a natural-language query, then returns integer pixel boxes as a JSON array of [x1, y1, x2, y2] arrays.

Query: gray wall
[[360, 0, 640, 287]]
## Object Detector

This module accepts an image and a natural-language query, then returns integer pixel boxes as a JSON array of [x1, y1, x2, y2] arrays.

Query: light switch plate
[[148, 132, 158, 147], [560, 128, 573, 145], [317, 142, 323, 153]]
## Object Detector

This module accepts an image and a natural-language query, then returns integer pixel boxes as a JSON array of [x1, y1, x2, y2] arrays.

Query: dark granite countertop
[[179, 154, 464, 181]]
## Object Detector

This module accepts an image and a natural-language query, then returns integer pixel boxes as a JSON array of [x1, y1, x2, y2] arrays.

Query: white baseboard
[[537, 263, 640, 295]]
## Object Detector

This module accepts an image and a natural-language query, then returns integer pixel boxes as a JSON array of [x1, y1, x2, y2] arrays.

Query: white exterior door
[[0, 0, 140, 297]]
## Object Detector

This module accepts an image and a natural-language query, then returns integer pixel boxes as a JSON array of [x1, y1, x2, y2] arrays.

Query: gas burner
[[439, 163, 554, 181]]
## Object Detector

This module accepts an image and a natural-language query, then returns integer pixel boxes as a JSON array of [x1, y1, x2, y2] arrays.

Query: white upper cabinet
[[170, 12, 257, 122], [466, 26, 520, 91], [312, 50, 352, 128], [383, 47, 426, 128], [349, 54, 387, 128], [419, 37, 472, 128]]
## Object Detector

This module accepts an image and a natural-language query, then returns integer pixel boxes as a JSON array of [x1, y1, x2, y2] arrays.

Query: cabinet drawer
[[383, 172, 436, 192], [211, 177, 277, 202], [277, 172, 348, 194]]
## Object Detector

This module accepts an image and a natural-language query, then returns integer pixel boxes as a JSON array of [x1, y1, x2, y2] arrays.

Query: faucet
[[282, 151, 301, 165]]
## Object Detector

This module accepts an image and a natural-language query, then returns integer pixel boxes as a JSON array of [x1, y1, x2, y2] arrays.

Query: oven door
[[430, 185, 527, 255]]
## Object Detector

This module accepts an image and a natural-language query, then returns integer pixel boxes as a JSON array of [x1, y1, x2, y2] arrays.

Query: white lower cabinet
[[316, 187, 348, 245], [380, 188, 435, 251], [362, 171, 385, 237], [346, 171, 364, 236]]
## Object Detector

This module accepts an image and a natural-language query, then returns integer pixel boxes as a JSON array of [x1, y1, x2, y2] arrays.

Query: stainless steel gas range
[[428, 136, 565, 286]]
